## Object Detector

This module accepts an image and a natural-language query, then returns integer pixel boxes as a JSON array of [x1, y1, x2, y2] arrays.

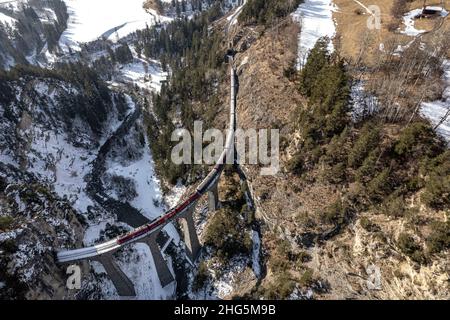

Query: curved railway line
[[57, 58, 238, 264]]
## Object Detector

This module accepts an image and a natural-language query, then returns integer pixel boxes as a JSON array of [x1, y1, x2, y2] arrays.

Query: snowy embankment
[[421, 60, 450, 143], [226, 0, 246, 27], [59, 0, 173, 51], [292, 0, 337, 69]]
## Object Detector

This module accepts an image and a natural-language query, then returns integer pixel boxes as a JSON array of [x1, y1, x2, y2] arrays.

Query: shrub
[[355, 150, 378, 182], [0, 216, 14, 231], [421, 150, 450, 210], [284, 59, 297, 81], [0, 176, 6, 192], [193, 261, 210, 291], [391, 0, 408, 18], [394, 122, 436, 158], [105, 175, 137, 202], [381, 195, 408, 218], [0, 239, 18, 254], [422, 172, 450, 210], [299, 268, 315, 287], [99, 224, 127, 241], [366, 168, 391, 201], [322, 201, 349, 225], [286, 153, 304, 174], [397, 233, 427, 264], [421, 150, 450, 209], [322, 162, 347, 184], [298, 251, 312, 263], [348, 123, 380, 168], [241, 204, 255, 226], [426, 221, 450, 255], [360, 217, 379, 232], [262, 273, 296, 299], [269, 240, 291, 273], [386, 21, 400, 32], [204, 209, 252, 261]]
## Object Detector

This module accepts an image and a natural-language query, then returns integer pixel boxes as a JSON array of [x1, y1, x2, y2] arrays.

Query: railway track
[[57, 58, 238, 263]]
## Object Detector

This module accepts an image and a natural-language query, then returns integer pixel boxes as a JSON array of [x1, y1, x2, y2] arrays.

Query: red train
[[117, 66, 237, 246], [117, 186, 204, 245]]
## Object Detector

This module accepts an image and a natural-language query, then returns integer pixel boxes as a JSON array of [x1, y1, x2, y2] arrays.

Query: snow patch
[[401, 9, 426, 36], [59, 0, 173, 52], [27, 125, 96, 214], [292, 0, 337, 69], [351, 80, 380, 122], [116, 57, 168, 93], [421, 60, 450, 144], [251, 230, 261, 278], [117, 243, 175, 299], [0, 11, 16, 26], [227, 0, 246, 27], [84, 220, 114, 245], [400, 8, 448, 37]]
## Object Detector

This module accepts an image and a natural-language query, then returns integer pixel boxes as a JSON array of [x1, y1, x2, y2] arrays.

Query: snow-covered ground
[[351, 80, 380, 122], [114, 56, 168, 92], [396, 6, 450, 144], [226, 0, 246, 29], [251, 230, 261, 279], [401, 9, 427, 36], [401, 7, 448, 37], [51, 1, 185, 300], [105, 131, 180, 241], [59, 0, 173, 51], [190, 253, 250, 300], [28, 125, 96, 213], [118, 243, 176, 300], [0, 11, 16, 26], [421, 60, 450, 144], [77, 95, 181, 300], [20, 81, 104, 214], [0, 0, 20, 11], [292, 0, 337, 69]]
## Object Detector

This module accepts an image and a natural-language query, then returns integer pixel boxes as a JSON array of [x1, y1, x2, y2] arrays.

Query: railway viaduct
[[57, 60, 238, 297]]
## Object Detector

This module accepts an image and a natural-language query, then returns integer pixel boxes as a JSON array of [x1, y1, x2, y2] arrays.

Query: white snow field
[[292, 0, 337, 68], [115, 56, 169, 92], [421, 60, 450, 144], [59, 0, 173, 51], [0, 11, 16, 26]]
